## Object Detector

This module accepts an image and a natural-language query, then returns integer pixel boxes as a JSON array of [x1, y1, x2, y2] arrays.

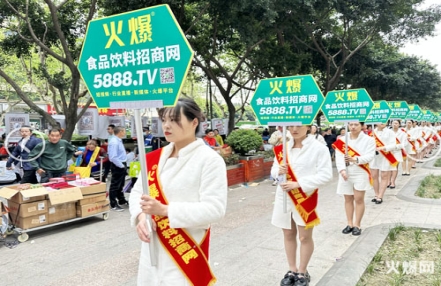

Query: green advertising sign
[[422, 110, 435, 122], [365, 100, 392, 124], [406, 104, 423, 121], [321, 88, 373, 123], [387, 101, 410, 120], [250, 75, 324, 125], [78, 5, 194, 108]]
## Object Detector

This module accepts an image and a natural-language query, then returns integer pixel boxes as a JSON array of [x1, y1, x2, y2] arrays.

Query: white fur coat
[[129, 138, 227, 285]]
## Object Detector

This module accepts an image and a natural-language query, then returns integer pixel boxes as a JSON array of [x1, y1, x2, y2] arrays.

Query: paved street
[[1, 156, 441, 285]]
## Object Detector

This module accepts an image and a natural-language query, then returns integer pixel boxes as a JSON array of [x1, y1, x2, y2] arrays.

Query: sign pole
[[282, 126, 287, 213], [345, 122, 349, 171], [134, 108, 157, 266]]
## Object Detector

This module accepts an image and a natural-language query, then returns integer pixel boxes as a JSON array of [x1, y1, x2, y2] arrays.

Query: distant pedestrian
[[6, 125, 42, 184], [108, 126, 129, 211], [29, 128, 80, 183], [102, 124, 115, 182]]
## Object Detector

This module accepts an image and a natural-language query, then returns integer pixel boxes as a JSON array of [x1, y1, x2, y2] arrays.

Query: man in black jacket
[[6, 125, 42, 184], [323, 128, 337, 160]]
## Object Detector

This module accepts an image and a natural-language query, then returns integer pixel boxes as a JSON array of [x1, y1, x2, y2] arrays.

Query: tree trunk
[[226, 100, 236, 135]]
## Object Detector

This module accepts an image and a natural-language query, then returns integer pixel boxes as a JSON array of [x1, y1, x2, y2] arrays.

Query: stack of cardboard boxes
[[0, 182, 109, 230], [75, 183, 109, 218]]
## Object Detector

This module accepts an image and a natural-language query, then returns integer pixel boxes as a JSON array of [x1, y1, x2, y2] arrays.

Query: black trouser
[[109, 163, 127, 207], [21, 170, 39, 184], [102, 161, 111, 182], [40, 170, 65, 183]]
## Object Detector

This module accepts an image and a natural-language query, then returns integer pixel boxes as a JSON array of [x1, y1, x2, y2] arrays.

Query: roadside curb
[[315, 223, 441, 286]]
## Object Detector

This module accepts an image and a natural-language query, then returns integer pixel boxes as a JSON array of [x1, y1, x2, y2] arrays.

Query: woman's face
[[311, 126, 317, 134], [393, 121, 400, 129], [87, 142, 96, 150], [288, 125, 309, 140], [162, 109, 197, 143], [349, 122, 362, 133]]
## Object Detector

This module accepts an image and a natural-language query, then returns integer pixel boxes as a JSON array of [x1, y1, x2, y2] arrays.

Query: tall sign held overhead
[[387, 101, 410, 121], [406, 104, 423, 121], [321, 88, 374, 123], [365, 100, 392, 124], [250, 75, 324, 126], [78, 5, 194, 109]]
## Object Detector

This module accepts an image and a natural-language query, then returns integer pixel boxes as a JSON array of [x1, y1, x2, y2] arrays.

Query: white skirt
[[370, 153, 397, 171], [271, 185, 317, 229], [337, 164, 373, 195]]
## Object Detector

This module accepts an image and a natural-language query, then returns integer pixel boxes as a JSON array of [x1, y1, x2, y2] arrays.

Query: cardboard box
[[11, 213, 48, 229], [78, 183, 107, 196], [77, 193, 107, 206], [0, 185, 83, 205], [76, 200, 110, 218], [0, 186, 47, 204], [48, 202, 76, 224], [8, 200, 48, 218]]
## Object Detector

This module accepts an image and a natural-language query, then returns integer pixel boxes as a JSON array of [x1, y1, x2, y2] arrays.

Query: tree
[[0, 0, 97, 140], [343, 42, 441, 109], [102, 0, 280, 134], [285, 0, 441, 95]]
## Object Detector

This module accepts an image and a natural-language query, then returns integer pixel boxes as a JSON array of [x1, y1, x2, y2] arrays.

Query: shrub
[[225, 129, 262, 156]]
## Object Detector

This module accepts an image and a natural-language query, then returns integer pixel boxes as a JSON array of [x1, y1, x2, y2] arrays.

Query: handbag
[[73, 147, 101, 179], [129, 161, 141, 178]]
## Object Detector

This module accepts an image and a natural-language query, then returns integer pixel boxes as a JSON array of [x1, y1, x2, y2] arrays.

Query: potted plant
[[225, 129, 265, 182], [225, 129, 263, 156]]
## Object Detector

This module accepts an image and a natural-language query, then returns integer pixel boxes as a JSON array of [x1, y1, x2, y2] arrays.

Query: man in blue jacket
[[6, 125, 42, 184]]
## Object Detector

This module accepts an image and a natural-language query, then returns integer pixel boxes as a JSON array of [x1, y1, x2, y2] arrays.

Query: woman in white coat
[[272, 125, 332, 286], [335, 122, 375, 236], [129, 98, 228, 285], [370, 123, 398, 204], [388, 120, 408, 187], [403, 120, 417, 175]]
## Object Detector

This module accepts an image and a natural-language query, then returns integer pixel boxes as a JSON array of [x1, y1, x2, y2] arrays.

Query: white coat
[[270, 135, 333, 229], [370, 128, 398, 171], [129, 139, 228, 285], [392, 129, 408, 162], [335, 132, 376, 194]]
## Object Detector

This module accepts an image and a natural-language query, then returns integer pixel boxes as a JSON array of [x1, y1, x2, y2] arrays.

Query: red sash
[[332, 139, 373, 185], [406, 131, 417, 153], [374, 133, 399, 167], [395, 137, 406, 160], [273, 144, 320, 229], [146, 149, 216, 286], [424, 131, 431, 143]]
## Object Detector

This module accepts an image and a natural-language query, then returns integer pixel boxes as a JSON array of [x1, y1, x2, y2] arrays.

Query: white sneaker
[[272, 181, 278, 186]]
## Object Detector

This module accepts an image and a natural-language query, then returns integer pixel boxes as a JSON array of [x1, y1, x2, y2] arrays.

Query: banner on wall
[[50, 115, 66, 130], [108, 116, 125, 127], [130, 116, 148, 138], [211, 118, 228, 135], [5, 113, 30, 142], [77, 108, 99, 136], [150, 117, 164, 137]]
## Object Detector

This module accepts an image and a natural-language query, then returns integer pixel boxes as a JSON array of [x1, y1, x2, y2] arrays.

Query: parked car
[[239, 124, 267, 131]]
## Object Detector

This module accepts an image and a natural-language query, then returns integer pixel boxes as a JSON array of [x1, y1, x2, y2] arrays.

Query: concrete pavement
[[1, 155, 440, 285]]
